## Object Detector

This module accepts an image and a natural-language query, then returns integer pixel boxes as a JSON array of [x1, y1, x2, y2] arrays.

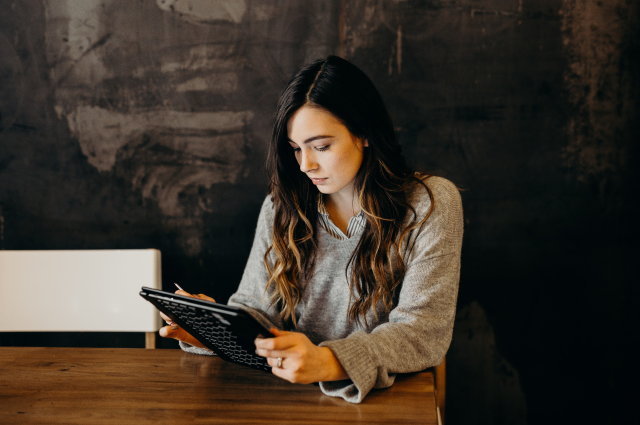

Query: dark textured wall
[[1, 1, 637, 424]]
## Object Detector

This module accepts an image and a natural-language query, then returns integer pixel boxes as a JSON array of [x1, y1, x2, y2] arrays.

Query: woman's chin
[[314, 185, 332, 194]]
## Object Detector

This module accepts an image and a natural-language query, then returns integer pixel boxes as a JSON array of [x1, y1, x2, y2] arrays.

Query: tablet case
[[140, 287, 273, 372]]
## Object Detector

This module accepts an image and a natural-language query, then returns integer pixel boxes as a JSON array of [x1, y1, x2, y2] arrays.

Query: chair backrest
[[0, 250, 161, 334]]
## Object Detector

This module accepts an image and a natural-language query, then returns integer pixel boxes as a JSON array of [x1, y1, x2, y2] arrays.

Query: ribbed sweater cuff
[[319, 332, 377, 403], [179, 341, 216, 356]]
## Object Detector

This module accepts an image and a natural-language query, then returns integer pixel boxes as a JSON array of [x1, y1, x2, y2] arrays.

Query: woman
[[160, 55, 463, 403]]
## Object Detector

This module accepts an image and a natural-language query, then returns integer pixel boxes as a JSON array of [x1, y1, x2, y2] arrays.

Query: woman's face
[[287, 106, 368, 199]]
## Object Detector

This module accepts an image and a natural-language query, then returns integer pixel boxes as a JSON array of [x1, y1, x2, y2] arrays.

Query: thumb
[[270, 327, 289, 337]]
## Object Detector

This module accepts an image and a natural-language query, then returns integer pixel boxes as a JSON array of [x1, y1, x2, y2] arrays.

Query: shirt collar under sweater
[[317, 195, 366, 240]]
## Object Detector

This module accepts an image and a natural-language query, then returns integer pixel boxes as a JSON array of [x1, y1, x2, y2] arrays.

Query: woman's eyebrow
[[288, 135, 334, 145]]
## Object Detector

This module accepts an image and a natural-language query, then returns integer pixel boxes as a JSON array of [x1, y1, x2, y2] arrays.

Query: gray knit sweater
[[180, 176, 463, 403]]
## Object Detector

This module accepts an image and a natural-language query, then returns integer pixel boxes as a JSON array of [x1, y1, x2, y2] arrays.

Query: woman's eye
[[291, 146, 301, 152], [315, 145, 329, 152]]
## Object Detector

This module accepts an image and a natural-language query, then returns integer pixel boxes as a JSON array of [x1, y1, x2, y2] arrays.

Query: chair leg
[[435, 357, 446, 424], [145, 332, 157, 349]]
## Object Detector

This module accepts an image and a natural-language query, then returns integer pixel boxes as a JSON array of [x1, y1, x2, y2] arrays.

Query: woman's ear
[[363, 139, 369, 147]]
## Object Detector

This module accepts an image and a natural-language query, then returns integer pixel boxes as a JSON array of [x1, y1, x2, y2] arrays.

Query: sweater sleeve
[[318, 177, 463, 403], [179, 196, 282, 356]]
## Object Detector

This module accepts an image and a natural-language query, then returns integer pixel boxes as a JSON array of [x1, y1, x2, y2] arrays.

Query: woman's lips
[[311, 178, 327, 185]]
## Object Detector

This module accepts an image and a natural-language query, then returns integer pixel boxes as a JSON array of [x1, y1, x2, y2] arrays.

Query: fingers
[[175, 290, 215, 303], [196, 293, 216, 302], [254, 328, 299, 360], [254, 328, 288, 345], [255, 347, 288, 359], [266, 355, 311, 384], [158, 325, 206, 348], [252, 329, 324, 385], [254, 329, 294, 351], [159, 324, 180, 338], [254, 337, 285, 351], [266, 356, 287, 369], [157, 289, 214, 350]]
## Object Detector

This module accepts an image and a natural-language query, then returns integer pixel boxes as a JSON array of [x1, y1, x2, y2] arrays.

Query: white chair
[[0, 249, 162, 348]]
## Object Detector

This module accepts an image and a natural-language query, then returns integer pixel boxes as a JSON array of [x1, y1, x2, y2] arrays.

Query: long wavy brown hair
[[264, 56, 434, 327]]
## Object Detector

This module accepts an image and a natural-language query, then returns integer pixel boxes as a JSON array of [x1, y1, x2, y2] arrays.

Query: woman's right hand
[[158, 290, 215, 349]]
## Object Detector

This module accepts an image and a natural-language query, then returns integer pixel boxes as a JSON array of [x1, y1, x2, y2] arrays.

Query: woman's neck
[[324, 187, 360, 234]]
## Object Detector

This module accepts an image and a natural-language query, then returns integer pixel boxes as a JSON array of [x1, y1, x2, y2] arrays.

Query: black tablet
[[140, 287, 274, 372]]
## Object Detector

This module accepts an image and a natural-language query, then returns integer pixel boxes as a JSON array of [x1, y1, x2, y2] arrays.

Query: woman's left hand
[[255, 328, 348, 384]]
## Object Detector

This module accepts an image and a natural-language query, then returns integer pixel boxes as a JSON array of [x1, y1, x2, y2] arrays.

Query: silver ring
[[277, 357, 283, 368]]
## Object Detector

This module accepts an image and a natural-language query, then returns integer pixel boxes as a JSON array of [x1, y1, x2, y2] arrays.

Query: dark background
[[1, 1, 638, 424]]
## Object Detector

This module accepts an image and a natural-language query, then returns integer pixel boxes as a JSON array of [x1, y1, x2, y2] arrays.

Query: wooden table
[[0, 347, 437, 424]]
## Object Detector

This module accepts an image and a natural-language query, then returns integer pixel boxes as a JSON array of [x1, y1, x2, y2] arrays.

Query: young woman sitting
[[160, 55, 464, 404]]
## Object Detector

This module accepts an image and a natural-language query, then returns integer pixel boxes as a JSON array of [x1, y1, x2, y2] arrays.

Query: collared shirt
[[317, 196, 367, 240]]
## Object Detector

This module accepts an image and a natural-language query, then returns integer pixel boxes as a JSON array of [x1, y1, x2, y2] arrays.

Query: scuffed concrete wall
[[561, 0, 636, 199], [0, 1, 637, 424], [155, 0, 248, 24], [44, 0, 280, 256], [37, 0, 341, 258]]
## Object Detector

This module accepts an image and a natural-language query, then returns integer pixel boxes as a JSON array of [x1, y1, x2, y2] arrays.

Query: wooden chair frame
[[435, 357, 446, 425]]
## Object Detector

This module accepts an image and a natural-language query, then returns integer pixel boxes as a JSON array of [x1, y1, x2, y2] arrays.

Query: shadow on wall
[[448, 302, 527, 425]]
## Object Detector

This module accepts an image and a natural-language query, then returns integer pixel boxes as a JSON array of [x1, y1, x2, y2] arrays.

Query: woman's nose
[[299, 151, 318, 173]]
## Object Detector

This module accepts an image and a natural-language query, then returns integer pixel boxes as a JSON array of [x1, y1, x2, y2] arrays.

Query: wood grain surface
[[0, 347, 437, 424]]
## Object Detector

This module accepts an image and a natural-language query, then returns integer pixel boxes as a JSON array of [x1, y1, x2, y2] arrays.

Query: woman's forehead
[[287, 106, 348, 142]]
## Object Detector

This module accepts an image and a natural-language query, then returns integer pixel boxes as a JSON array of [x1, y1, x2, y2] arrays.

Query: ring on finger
[[277, 357, 283, 368]]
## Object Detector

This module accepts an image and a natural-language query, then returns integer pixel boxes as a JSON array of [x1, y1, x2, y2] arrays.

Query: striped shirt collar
[[317, 195, 366, 240]]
